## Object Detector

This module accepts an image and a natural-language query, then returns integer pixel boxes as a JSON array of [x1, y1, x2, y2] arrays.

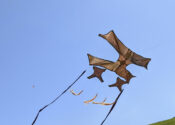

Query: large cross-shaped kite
[[87, 30, 151, 124]]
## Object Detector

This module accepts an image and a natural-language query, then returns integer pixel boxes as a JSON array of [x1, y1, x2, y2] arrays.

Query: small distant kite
[[31, 30, 151, 125], [32, 85, 35, 88]]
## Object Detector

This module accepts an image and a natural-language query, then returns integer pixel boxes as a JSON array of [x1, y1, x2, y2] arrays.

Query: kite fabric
[[31, 70, 86, 125], [88, 54, 135, 83]]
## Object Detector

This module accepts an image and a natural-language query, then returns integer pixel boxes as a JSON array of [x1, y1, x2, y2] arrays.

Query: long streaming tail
[[100, 90, 124, 125], [31, 70, 86, 125]]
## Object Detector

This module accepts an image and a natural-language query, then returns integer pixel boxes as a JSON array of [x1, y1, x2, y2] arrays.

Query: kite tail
[[100, 90, 124, 125], [31, 70, 86, 125]]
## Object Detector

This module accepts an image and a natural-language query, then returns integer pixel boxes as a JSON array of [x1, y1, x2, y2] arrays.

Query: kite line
[[31, 70, 86, 125], [101, 90, 124, 125]]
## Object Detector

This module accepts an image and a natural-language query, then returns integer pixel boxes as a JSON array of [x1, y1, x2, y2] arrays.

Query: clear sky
[[0, 0, 175, 125]]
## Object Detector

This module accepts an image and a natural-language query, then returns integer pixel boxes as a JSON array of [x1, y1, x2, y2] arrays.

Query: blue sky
[[0, 0, 175, 125]]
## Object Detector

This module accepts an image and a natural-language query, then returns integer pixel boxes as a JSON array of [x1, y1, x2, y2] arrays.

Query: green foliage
[[150, 117, 175, 125]]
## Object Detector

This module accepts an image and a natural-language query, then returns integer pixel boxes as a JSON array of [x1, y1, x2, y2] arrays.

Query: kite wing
[[87, 54, 134, 82], [131, 52, 151, 69], [99, 30, 151, 69], [88, 66, 106, 82], [109, 77, 127, 92], [88, 54, 120, 72], [99, 30, 128, 56], [115, 64, 135, 83]]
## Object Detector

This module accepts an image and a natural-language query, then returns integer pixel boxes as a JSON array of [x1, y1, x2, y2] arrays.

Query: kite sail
[[88, 66, 106, 82], [88, 54, 135, 83], [109, 77, 127, 92], [99, 30, 151, 69]]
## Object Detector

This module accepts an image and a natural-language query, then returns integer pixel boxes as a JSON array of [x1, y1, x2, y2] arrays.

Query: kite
[[88, 30, 150, 83], [87, 30, 151, 124], [31, 30, 151, 125], [88, 66, 106, 82]]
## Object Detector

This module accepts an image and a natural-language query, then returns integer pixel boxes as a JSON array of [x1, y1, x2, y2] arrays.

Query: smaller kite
[[109, 77, 127, 92], [88, 66, 106, 82], [70, 90, 83, 96], [32, 85, 35, 88], [84, 94, 98, 104]]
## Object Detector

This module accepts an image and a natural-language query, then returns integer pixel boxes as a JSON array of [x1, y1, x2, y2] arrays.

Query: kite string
[[100, 90, 124, 125], [31, 70, 86, 125]]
